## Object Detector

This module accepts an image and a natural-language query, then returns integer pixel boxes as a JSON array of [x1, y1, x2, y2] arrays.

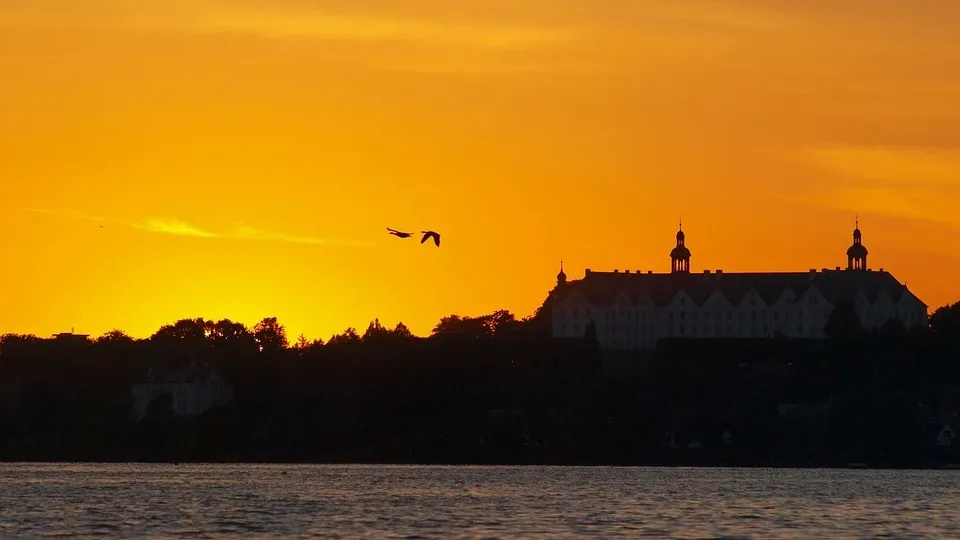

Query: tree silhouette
[[486, 310, 521, 338], [362, 319, 392, 342], [253, 317, 288, 352], [929, 302, 960, 339], [824, 298, 863, 340], [95, 330, 134, 345], [207, 319, 251, 343], [393, 322, 413, 339], [445, 315, 488, 338], [328, 327, 361, 346], [879, 318, 908, 339], [152, 318, 208, 344]]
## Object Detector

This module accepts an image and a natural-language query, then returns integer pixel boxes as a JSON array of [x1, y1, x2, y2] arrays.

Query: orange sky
[[2, 0, 959, 340]]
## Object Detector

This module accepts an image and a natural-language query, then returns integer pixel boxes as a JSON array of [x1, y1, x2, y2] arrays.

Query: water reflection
[[0, 464, 957, 537]]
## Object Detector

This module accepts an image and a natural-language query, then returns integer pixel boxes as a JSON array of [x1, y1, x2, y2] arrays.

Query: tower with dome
[[549, 219, 928, 350]]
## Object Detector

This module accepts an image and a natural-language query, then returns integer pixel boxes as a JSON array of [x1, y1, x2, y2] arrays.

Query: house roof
[[555, 269, 923, 308]]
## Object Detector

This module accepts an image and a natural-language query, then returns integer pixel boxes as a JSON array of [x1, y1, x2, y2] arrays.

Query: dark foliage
[[1, 299, 959, 467]]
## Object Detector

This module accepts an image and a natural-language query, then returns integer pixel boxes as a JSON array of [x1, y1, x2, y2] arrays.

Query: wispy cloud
[[806, 145, 960, 187], [132, 218, 218, 238], [793, 144, 960, 227], [0, 1, 575, 50], [23, 207, 105, 223], [191, 8, 574, 49], [233, 224, 375, 247], [21, 207, 372, 247]]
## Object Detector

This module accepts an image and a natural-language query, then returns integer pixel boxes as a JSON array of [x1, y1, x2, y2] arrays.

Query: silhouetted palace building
[[551, 222, 928, 350]]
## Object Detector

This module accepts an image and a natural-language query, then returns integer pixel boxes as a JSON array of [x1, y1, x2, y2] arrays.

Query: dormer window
[[680, 298, 686, 307]]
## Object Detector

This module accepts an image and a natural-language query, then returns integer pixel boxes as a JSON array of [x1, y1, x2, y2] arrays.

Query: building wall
[[551, 273, 928, 351], [131, 371, 233, 420]]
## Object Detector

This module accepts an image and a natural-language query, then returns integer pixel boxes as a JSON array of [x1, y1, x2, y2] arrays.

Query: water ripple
[[0, 464, 959, 537]]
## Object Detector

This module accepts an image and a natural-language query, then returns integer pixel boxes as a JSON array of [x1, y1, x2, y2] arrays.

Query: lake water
[[0, 464, 958, 538]]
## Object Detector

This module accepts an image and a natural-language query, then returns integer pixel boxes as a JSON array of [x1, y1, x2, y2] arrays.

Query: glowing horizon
[[2, 0, 959, 341]]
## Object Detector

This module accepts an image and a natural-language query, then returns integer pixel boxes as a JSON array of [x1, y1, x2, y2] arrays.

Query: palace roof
[[554, 269, 923, 308]]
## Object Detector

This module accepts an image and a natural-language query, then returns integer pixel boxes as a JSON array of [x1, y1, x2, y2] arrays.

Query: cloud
[[23, 207, 59, 216], [806, 145, 960, 187], [0, 1, 575, 50], [132, 218, 218, 238], [795, 144, 960, 227], [191, 8, 574, 49], [233, 224, 375, 247], [22, 207, 105, 223], [21, 208, 372, 246]]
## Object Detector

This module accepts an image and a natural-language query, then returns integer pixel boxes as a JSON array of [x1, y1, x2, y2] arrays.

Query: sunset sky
[[2, 0, 959, 340]]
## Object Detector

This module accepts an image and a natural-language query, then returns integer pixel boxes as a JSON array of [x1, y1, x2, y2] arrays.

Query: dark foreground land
[[2, 301, 960, 467]]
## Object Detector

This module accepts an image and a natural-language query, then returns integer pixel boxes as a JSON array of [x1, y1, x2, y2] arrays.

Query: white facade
[[131, 367, 233, 420], [552, 270, 928, 351], [551, 224, 927, 350]]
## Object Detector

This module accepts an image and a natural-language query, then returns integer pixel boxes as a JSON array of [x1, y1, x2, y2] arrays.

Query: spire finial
[[679, 217, 682, 231]]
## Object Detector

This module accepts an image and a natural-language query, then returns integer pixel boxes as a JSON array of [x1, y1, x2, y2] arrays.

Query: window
[[750, 298, 756, 306], [693, 311, 698, 320], [573, 308, 579, 317], [799, 309, 804, 317], [560, 323, 566, 333], [680, 312, 686, 320], [763, 325, 768, 334], [680, 298, 686, 306], [727, 312, 733, 321], [798, 323, 804, 333], [774, 310, 779, 321], [716, 311, 722, 320], [715, 325, 722, 334], [680, 325, 685, 335], [691, 326, 697, 335], [751, 310, 756, 319]]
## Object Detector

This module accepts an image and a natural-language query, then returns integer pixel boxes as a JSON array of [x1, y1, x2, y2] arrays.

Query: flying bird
[[387, 227, 414, 239], [420, 230, 441, 247]]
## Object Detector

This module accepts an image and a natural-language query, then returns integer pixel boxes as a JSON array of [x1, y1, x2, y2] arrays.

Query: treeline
[[0, 299, 959, 466]]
